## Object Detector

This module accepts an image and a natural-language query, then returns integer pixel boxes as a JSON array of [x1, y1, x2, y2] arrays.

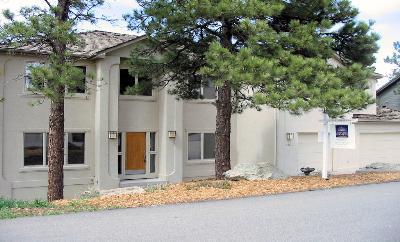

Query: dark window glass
[[188, 133, 201, 160], [118, 155, 122, 174], [137, 75, 153, 96], [203, 133, 215, 159], [68, 133, 85, 164], [24, 133, 43, 166], [150, 154, 156, 173], [150, 132, 156, 151], [70, 66, 86, 93], [118, 132, 122, 153], [120, 69, 135, 95]]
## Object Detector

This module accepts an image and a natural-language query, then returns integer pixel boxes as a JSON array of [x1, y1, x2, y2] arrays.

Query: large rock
[[224, 163, 287, 181]]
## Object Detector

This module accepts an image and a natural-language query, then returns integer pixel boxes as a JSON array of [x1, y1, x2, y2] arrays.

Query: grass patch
[[0, 198, 49, 209], [0, 198, 50, 219], [144, 184, 170, 193], [186, 180, 232, 190]]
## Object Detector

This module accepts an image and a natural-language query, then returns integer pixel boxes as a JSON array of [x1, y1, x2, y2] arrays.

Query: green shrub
[[186, 180, 232, 190]]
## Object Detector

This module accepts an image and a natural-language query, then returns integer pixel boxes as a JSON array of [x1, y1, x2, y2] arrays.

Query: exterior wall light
[[108, 131, 118, 139], [286, 132, 294, 140], [168, 131, 176, 139]]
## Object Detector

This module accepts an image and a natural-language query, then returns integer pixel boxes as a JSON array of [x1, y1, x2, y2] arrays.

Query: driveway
[[1, 182, 399, 242]]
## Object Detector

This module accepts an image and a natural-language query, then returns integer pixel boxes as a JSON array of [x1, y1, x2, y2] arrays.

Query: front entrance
[[126, 132, 146, 174], [118, 131, 158, 179]]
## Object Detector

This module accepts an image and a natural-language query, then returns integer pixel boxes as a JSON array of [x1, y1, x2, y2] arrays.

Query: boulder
[[224, 162, 287, 181]]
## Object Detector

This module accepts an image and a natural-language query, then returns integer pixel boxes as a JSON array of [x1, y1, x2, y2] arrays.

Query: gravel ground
[[5, 171, 400, 219], [58, 171, 400, 209]]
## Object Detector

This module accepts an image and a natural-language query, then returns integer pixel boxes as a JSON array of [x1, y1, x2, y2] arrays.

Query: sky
[[0, 0, 399, 86]]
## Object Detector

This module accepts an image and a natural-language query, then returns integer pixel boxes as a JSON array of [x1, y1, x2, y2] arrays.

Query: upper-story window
[[25, 63, 87, 94], [200, 78, 216, 99], [25, 62, 45, 91], [119, 69, 153, 96], [67, 66, 86, 94]]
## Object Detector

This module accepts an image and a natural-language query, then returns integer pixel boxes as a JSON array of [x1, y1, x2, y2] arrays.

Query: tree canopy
[[385, 41, 400, 79], [125, 0, 379, 118]]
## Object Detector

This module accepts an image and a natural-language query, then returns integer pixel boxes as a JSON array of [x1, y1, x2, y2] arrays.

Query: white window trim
[[24, 61, 45, 94], [187, 132, 215, 163], [22, 132, 87, 170], [23, 62, 89, 99]]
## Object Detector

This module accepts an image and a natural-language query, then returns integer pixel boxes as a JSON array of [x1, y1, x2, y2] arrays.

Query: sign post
[[322, 113, 329, 180]]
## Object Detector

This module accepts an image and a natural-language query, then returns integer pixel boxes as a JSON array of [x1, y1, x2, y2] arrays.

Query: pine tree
[[0, 0, 105, 201], [125, 0, 379, 179], [385, 41, 400, 78]]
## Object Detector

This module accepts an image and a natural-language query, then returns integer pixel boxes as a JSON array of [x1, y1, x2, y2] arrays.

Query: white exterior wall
[[276, 76, 400, 176], [182, 101, 216, 179], [233, 107, 276, 166], [0, 54, 96, 199]]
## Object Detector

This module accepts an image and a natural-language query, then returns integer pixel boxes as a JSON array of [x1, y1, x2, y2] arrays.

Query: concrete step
[[119, 178, 168, 188]]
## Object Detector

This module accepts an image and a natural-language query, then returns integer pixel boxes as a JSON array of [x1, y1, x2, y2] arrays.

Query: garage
[[359, 132, 400, 166]]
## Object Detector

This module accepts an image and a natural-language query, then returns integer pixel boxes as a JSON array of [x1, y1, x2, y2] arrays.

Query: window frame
[[24, 61, 46, 93], [65, 65, 88, 95], [22, 132, 87, 168], [187, 132, 215, 162], [24, 62, 89, 96], [119, 68, 154, 97], [199, 78, 216, 100]]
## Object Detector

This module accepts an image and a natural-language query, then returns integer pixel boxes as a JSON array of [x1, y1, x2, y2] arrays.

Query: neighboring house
[[0, 30, 399, 200], [377, 75, 400, 110]]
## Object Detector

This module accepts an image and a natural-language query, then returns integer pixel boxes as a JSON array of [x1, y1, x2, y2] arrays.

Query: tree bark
[[47, 0, 70, 202], [47, 99, 65, 201], [215, 81, 232, 179]]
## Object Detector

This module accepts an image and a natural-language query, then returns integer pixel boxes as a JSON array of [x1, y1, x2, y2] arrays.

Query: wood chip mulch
[[54, 171, 400, 210]]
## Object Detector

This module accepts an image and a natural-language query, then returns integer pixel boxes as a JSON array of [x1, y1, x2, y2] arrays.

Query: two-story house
[[0, 30, 398, 200]]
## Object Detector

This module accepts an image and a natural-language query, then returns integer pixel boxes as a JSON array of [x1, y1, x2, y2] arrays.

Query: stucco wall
[[1, 54, 96, 199]]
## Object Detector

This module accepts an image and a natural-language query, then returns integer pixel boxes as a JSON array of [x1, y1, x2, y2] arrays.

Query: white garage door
[[297, 133, 322, 171], [360, 133, 400, 166]]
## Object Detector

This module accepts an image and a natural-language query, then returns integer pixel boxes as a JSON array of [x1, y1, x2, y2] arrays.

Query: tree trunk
[[47, 99, 64, 201], [215, 81, 232, 179], [46, 0, 70, 202]]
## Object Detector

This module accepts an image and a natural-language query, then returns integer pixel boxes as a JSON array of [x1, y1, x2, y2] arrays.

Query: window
[[118, 132, 122, 174], [23, 132, 85, 167], [149, 132, 156, 173], [201, 78, 216, 99], [68, 66, 86, 94], [24, 133, 45, 166], [188, 132, 215, 160], [120, 69, 153, 96], [25, 62, 44, 91], [67, 133, 85, 164]]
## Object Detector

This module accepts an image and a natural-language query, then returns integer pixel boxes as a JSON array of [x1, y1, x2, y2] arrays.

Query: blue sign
[[336, 125, 348, 138]]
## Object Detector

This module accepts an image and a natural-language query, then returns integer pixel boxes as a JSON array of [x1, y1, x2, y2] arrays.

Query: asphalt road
[[1, 182, 399, 242]]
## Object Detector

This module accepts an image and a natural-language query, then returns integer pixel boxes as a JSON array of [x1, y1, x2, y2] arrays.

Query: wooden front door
[[126, 132, 146, 171]]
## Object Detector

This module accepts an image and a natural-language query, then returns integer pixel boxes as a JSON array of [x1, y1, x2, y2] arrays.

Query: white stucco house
[[0, 31, 399, 200]]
